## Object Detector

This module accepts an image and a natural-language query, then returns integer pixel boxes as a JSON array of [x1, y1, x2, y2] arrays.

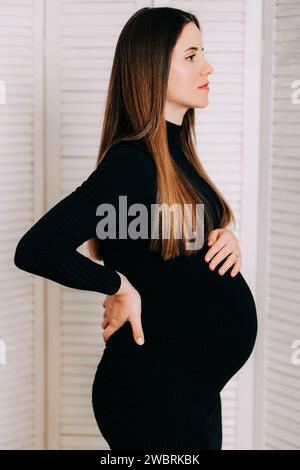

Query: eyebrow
[[184, 46, 204, 52]]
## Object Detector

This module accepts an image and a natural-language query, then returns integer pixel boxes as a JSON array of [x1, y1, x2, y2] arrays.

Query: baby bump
[[139, 259, 258, 371], [106, 256, 258, 377]]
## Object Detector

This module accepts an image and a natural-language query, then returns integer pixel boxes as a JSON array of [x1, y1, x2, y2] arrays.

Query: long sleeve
[[14, 143, 154, 295]]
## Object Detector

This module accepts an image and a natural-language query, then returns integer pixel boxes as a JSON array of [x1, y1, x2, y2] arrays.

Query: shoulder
[[97, 141, 156, 177], [102, 140, 154, 170], [75, 140, 156, 203]]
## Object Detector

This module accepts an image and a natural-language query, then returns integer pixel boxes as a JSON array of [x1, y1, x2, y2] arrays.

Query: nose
[[201, 58, 214, 76], [206, 60, 214, 76]]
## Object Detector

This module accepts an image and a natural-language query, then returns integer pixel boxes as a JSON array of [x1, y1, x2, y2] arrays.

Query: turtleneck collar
[[165, 119, 182, 147]]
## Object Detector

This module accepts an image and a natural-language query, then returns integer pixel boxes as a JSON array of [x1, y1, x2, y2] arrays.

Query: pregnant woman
[[14, 7, 258, 450]]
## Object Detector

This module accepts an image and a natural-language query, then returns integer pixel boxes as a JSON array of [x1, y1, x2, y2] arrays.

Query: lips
[[198, 81, 209, 88]]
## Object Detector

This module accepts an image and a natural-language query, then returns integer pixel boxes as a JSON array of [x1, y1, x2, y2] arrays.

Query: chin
[[193, 101, 209, 109]]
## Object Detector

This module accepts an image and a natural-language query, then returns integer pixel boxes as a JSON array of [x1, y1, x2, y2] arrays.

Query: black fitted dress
[[14, 119, 258, 450]]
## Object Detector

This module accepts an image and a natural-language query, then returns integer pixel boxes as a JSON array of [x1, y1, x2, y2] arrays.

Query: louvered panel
[[170, 0, 251, 450], [0, 0, 44, 450], [220, 380, 238, 449], [44, 0, 152, 450], [263, 0, 300, 451]]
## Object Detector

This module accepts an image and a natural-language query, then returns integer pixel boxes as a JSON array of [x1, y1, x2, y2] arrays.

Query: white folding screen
[[0, 0, 263, 450], [257, 0, 300, 450], [0, 0, 45, 449]]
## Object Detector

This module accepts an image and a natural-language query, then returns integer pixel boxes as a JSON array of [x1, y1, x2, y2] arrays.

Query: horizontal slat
[[61, 344, 101, 355], [266, 391, 300, 417], [61, 404, 94, 418], [267, 368, 300, 391], [175, 1, 244, 13], [61, 336, 102, 348], [266, 376, 300, 400], [268, 316, 300, 335], [61, 364, 97, 376], [60, 434, 109, 449], [0, 4, 33, 16], [61, 423, 100, 435], [265, 433, 298, 450], [62, 355, 100, 366], [270, 233, 300, 249], [275, 16, 300, 30], [1, 439, 34, 451], [61, 323, 101, 335], [62, 374, 96, 387]]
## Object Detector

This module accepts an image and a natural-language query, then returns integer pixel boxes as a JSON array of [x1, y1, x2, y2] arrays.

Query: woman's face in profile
[[167, 22, 214, 111]]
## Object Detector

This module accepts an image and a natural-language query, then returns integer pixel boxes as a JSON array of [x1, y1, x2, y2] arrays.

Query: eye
[[186, 54, 196, 62]]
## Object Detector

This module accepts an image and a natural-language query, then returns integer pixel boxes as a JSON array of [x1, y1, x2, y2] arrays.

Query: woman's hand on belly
[[204, 228, 241, 277], [101, 271, 145, 346]]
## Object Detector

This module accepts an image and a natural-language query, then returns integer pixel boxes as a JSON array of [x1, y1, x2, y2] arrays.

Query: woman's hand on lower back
[[101, 271, 144, 346]]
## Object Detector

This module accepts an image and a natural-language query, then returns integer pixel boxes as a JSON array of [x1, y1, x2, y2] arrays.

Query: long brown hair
[[88, 6, 235, 261]]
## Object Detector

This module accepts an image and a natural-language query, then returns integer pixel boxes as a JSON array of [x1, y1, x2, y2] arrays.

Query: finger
[[102, 323, 118, 343], [101, 315, 109, 329], [207, 228, 226, 245], [207, 231, 218, 246], [129, 314, 145, 345], [101, 307, 108, 328], [205, 238, 228, 263], [208, 246, 232, 271], [230, 257, 241, 277], [218, 253, 238, 276]]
